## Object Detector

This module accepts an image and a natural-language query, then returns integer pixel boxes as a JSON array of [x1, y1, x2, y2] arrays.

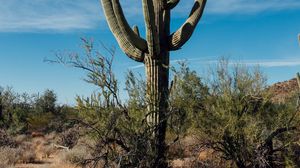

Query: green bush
[[168, 62, 208, 137], [196, 59, 300, 167]]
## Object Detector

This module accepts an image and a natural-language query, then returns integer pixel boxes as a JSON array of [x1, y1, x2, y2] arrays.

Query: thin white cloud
[[0, 0, 102, 32], [238, 59, 300, 67], [0, 0, 300, 32], [130, 58, 300, 69], [130, 64, 144, 70]]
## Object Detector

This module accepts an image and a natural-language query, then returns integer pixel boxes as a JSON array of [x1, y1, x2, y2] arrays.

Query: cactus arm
[[166, 0, 180, 10], [168, 0, 206, 51], [111, 0, 148, 51], [133, 25, 140, 37], [100, 0, 144, 62], [142, 0, 160, 56]]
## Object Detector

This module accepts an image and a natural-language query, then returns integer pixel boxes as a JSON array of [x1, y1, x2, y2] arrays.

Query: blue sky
[[0, 0, 300, 104]]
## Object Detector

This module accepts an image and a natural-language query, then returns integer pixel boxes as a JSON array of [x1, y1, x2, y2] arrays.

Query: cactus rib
[[143, 0, 160, 56], [112, 0, 148, 51], [101, 0, 145, 62]]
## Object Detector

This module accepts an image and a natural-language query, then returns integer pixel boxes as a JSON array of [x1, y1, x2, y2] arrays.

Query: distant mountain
[[268, 78, 299, 103]]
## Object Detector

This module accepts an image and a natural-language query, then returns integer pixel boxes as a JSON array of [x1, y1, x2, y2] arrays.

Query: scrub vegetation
[[0, 41, 299, 167], [0, 0, 299, 167]]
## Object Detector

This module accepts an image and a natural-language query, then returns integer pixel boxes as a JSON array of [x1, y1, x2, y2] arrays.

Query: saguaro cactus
[[100, 0, 206, 165]]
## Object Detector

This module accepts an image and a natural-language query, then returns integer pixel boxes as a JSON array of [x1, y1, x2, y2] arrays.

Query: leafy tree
[[35, 89, 57, 114], [0, 87, 18, 128]]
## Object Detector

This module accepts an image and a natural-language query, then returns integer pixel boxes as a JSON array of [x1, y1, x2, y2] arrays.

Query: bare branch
[[265, 126, 297, 144]]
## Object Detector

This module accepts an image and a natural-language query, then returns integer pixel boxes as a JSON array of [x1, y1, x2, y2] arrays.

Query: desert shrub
[[14, 134, 28, 145], [0, 86, 76, 134], [48, 105, 79, 133], [27, 112, 54, 131], [59, 126, 80, 149], [16, 141, 37, 164], [0, 147, 21, 166], [43, 145, 56, 158], [196, 59, 300, 167], [19, 149, 36, 164], [44, 132, 58, 143], [62, 145, 92, 166], [0, 129, 17, 147], [168, 62, 208, 137], [0, 88, 34, 134]]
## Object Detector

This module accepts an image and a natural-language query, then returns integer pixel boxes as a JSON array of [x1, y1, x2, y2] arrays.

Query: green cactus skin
[[168, 0, 207, 50], [101, 0, 145, 62], [111, 0, 148, 51], [100, 0, 206, 165]]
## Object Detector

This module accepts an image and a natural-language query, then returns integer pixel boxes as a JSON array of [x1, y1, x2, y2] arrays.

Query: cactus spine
[[100, 0, 206, 165]]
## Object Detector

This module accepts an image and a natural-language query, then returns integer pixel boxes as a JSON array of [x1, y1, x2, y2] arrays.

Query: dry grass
[[0, 129, 17, 147], [20, 150, 36, 164], [59, 145, 91, 165], [14, 134, 28, 145], [47, 162, 76, 168], [0, 147, 21, 167]]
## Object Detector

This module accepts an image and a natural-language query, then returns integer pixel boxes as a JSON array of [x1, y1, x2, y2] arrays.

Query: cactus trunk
[[144, 3, 170, 166], [145, 52, 169, 166]]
